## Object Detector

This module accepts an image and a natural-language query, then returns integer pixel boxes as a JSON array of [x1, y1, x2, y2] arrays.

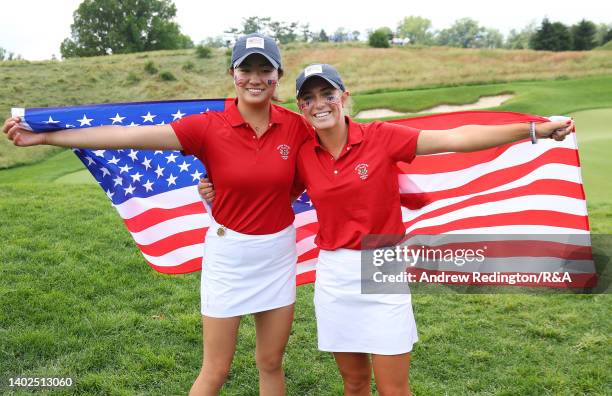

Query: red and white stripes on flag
[[62, 109, 594, 288]]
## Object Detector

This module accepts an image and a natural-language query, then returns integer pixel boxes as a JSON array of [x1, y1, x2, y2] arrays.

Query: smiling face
[[231, 54, 280, 106], [297, 77, 349, 131]]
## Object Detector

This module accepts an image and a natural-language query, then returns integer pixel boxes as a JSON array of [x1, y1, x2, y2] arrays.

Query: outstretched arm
[[416, 120, 573, 155], [3, 116, 182, 151]]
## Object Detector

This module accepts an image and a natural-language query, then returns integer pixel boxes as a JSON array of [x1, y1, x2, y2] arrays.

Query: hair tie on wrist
[[530, 122, 537, 144]]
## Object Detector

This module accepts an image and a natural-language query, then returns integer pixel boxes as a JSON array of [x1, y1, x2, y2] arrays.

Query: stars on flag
[[178, 161, 191, 172], [143, 179, 155, 192], [171, 109, 185, 120], [166, 173, 177, 186], [154, 165, 165, 179], [77, 114, 93, 126], [110, 113, 125, 124], [124, 184, 136, 195], [128, 149, 139, 162], [92, 150, 106, 158], [141, 112, 157, 123], [130, 172, 143, 183], [190, 169, 204, 181], [119, 164, 133, 174], [45, 116, 60, 124], [141, 157, 152, 170], [165, 153, 178, 163]]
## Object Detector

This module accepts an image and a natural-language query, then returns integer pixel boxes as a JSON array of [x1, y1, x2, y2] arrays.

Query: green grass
[[0, 185, 610, 395]]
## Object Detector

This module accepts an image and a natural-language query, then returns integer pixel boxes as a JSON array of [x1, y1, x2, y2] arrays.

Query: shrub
[[126, 71, 141, 84], [182, 61, 195, 71], [195, 45, 212, 59], [369, 29, 391, 48], [159, 71, 177, 81], [144, 61, 158, 74]]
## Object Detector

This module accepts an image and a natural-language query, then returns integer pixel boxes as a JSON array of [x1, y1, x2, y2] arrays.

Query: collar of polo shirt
[[312, 116, 364, 149], [226, 98, 284, 128]]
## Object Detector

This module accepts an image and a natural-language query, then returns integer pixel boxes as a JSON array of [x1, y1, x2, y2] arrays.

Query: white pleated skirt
[[201, 218, 297, 318], [314, 249, 418, 355]]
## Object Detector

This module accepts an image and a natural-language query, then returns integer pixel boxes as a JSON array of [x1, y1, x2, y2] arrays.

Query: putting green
[[54, 168, 97, 184], [569, 108, 612, 204]]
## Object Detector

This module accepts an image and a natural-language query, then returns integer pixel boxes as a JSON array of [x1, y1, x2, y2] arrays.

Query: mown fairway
[[1, 45, 611, 395]]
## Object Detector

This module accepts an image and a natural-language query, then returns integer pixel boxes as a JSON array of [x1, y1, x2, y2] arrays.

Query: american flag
[[12, 102, 596, 288]]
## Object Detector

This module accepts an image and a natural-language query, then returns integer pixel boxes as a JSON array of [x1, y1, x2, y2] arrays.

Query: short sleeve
[[170, 113, 211, 157], [377, 122, 420, 163]]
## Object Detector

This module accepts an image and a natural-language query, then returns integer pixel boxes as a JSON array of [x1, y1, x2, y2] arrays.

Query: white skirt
[[201, 219, 297, 318], [314, 249, 418, 355]]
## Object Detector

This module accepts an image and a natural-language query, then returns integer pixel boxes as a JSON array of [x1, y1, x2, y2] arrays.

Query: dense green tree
[[571, 19, 597, 50], [241, 16, 271, 34], [269, 21, 299, 44], [604, 28, 612, 45], [332, 28, 349, 43], [60, 0, 192, 58], [368, 28, 391, 48], [317, 29, 329, 42], [396, 16, 434, 45], [530, 18, 572, 51], [436, 18, 485, 48], [481, 28, 504, 48], [593, 23, 612, 46], [505, 22, 537, 49], [300, 23, 311, 42]]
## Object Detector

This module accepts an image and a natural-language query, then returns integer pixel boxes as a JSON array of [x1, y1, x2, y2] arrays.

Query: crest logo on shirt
[[277, 144, 290, 160], [355, 163, 369, 180]]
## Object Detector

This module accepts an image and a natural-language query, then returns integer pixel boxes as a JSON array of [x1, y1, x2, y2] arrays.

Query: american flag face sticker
[[298, 94, 341, 111]]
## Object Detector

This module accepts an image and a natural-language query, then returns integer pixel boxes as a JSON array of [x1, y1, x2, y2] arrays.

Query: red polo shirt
[[171, 99, 310, 234], [296, 117, 420, 250]]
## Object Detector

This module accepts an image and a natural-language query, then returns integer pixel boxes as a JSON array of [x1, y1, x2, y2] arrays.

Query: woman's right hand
[[198, 177, 216, 204], [3, 117, 45, 146]]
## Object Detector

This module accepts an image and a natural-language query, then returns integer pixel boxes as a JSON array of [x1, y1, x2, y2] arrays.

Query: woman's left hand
[[536, 119, 574, 141]]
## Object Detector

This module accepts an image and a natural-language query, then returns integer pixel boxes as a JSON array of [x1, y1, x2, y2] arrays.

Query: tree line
[[368, 17, 612, 50], [3, 0, 609, 60]]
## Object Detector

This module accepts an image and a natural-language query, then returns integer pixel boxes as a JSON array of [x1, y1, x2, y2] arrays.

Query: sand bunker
[[355, 94, 514, 119]]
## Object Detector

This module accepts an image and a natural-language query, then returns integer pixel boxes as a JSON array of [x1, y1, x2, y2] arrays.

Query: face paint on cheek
[[325, 94, 342, 106], [234, 75, 248, 87], [266, 79, 278, 86], [298, 99, 312, 111]]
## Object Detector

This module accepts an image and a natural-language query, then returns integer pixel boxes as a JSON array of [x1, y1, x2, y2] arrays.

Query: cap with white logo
[[231, 33, 282, 69], [295, 64, 346, 97]]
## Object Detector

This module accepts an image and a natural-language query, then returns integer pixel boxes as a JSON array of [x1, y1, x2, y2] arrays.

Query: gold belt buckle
[[216, 226, 226, 237]]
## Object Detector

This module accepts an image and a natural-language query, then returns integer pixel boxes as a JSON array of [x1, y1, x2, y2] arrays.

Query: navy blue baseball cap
[[231, 33, 282, 69], [295, 64, 346, 97]]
